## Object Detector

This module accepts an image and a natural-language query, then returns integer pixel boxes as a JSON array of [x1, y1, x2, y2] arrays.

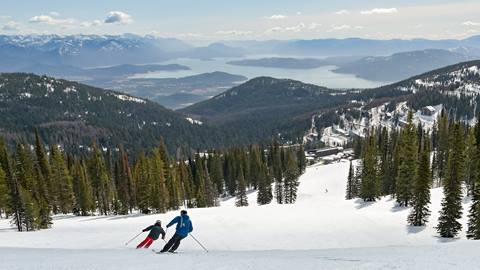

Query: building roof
[[423, 106, 435, 112]]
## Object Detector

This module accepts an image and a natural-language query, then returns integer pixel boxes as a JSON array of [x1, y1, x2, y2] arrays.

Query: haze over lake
[[131, 57, 387, 89]]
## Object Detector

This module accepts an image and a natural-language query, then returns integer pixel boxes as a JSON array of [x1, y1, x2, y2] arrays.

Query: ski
[[152, 249, 178, 254]]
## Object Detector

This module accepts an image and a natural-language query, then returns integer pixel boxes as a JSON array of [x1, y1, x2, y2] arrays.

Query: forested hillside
[[349, 110, 480, 239], [0, 73, 233, 154], [0, 134, 306, 231]]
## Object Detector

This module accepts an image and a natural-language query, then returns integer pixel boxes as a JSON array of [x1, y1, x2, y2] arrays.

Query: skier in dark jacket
[[160, 210, 193, 253], [137, 220, 166, 249]]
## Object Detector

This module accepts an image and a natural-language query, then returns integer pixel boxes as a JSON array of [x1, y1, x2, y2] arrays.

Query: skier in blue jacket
[[160, 210, 193, 253]]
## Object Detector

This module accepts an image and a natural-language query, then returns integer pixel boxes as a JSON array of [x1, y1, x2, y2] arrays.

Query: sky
[[1, 0, 480, 41]]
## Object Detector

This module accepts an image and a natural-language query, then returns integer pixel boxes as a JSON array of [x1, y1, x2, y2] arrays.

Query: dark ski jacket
[[166, 214, 193, 237], [143, 224, 166, 240]]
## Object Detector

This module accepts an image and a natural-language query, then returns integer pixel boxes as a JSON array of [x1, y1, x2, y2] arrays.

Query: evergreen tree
[[437, 123, 464, 238], [249, 146, 263, 190], [115, 147, 135, 214], [71, 160, 95, 216], [346, 161, 356, 200], [256, 161, 273, 205], [50, 145, 75, 214], [271, 142, 284, 204], [0, 166, 10, 218], [235, 169, 248, 207], [14, 144, 38, 231], [134, 153, 151, 214], [353, 136, 363, 159], [150, 148, 169, 213], [176, 159, 192, 208], [360, 135, 379, 201], [223, 153, 237, 196], [468, 119, 480, 239], [297, 144, 307, 174], [33, 166, 52, 229], [193, 155, 207, 208], [467, 156, 480, 239], [283, 150, 300, 204], [390, 136, 401, 196], [33, 130, 53, 208], [408, 137, 432, 226], [0, 139, 23, 231], [435, 110, 450, 185], [18, 185, 38, 231], [464, 128, 477, 195], [209, 152, 224, 195], [204, 165, 218, 207], [378, 127, 393, 195], [353, 160, 362, 198], [396, 112, 418, 206], [166, 164, 181, 210], [241, 148, 252, 189], [88, 143, 113, 215]]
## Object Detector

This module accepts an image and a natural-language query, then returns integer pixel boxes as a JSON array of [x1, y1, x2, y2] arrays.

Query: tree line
[[346, 110, 480, 239], [0, 132, 306, 232]]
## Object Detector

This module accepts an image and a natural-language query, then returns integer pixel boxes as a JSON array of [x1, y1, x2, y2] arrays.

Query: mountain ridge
[[0, 72, 230, 154], [2, 60, 480, 154]]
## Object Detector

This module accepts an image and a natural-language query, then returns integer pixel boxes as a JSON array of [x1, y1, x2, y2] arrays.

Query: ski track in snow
[[1, 161, 480, 269], [1, 244, 479, 270]]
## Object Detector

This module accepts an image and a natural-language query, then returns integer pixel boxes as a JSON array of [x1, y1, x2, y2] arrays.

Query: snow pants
[[137, 236, 154, 248], [161, 233, 186, 252]]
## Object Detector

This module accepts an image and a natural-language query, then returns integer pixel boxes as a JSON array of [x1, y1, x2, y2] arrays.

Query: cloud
[[308, 23, 322, 30], [104, 11, 133, 24], [285, 23, 306, 32], [335, 10, 350, 15], [265, 26, 284, 33], [265, 23, 306, 34], [462, 21, 480, 26], [330, 25, 352, 31], [360, 8, 398, 15], [267, 14, 287, 20], [80, 20, 102, 28], [328, 25, 364, 32], [215, 30, 253, 36], [28, 15, 74, 25], [49, 11, 59, 16], [2, 21, 19, 31]]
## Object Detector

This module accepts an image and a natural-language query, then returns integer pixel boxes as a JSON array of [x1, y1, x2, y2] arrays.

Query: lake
[[130, 57, 388, 89]]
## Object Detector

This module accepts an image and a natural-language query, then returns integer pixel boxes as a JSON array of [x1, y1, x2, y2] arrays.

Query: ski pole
[[189, 233, 208, 253], [125, 232, 143, 246], [162, 227, 169, 243]]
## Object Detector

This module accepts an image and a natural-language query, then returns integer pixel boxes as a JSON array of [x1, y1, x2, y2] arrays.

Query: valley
[[2, 2, 480, 269]]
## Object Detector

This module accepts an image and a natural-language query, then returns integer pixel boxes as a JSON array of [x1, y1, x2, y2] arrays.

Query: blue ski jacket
[[166, 214, 193, 237]]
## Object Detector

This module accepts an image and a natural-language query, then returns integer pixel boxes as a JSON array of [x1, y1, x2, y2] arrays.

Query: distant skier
[[136, 220, 166, 249], [160, 210, 193, 253]]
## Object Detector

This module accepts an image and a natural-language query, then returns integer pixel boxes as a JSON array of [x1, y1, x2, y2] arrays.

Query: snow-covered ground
[[1, 161, 479, 269]]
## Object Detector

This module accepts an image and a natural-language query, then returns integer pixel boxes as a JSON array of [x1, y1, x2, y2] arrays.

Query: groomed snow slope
[[1, 161, 480, 269]]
